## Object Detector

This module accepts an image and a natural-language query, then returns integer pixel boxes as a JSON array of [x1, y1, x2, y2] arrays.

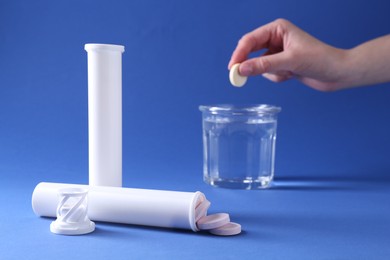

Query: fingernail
[[239, 63, 253, 76]]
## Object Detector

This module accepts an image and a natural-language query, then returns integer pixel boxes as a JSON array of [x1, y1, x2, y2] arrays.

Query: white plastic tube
[[85, 43, 125, 187], [32, 182, 206, 231]]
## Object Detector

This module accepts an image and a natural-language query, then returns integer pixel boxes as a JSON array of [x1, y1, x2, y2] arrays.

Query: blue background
[[1, 0, 390, 259]]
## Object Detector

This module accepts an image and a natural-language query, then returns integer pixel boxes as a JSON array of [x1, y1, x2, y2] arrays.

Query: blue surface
[[1, 0, 390, 259], [2, 173, 390, 259]]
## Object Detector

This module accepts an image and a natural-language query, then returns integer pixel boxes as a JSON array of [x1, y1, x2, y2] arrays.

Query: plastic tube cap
[[50, 188, 95, 235], [50, 218, 95, 235]]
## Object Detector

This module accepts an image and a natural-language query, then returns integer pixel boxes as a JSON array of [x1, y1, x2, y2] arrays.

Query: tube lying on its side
[[32, 182, 206, 232]]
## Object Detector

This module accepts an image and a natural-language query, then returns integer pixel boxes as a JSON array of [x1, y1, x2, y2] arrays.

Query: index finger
[[228, 20, 284, 69]]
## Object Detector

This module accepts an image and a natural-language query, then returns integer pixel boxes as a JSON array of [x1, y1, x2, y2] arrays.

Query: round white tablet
[[229, 63, 247, 87], [209, 222, 241, 236], [196, 213, 230, 230], [195, 199, 211, 222]]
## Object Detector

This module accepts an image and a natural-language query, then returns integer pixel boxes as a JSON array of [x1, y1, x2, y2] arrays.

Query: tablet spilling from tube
[[195, 201, 241, 236], [32, 182, 241, 236], [229, 63, 247, 87]]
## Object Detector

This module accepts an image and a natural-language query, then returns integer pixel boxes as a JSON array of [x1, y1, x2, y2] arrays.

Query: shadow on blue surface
[[88, 221, 247, 238], [272, 175, 390, 191], [40, 216, 200, 238]]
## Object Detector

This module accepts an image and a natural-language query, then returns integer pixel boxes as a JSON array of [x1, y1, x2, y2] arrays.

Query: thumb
[[239, 52, 291, 76]]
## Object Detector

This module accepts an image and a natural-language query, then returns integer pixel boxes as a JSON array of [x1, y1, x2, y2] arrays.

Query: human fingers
[[262, 72, 293, 82], [239, 51, 292, 76], [228, 20, 287, 69]]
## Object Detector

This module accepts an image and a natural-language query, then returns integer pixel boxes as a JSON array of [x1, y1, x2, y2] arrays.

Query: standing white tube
[[85, 44, 125, 187], [32, 182, 206, 232]]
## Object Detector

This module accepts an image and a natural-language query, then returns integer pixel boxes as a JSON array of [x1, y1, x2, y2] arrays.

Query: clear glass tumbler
[[199, 104, 281, 189]]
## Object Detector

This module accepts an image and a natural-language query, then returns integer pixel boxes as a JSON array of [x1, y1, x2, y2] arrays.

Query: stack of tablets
[[195, 198, 241, 236]]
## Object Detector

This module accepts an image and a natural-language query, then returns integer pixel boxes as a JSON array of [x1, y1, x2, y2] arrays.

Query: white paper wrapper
[[32, 182, 206, 231]]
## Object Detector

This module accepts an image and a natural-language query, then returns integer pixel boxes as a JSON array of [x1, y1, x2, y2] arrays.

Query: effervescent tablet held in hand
[[209, 222, 241, 236], [229, 63, 247, 87], [197, 213, 230, 230]]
